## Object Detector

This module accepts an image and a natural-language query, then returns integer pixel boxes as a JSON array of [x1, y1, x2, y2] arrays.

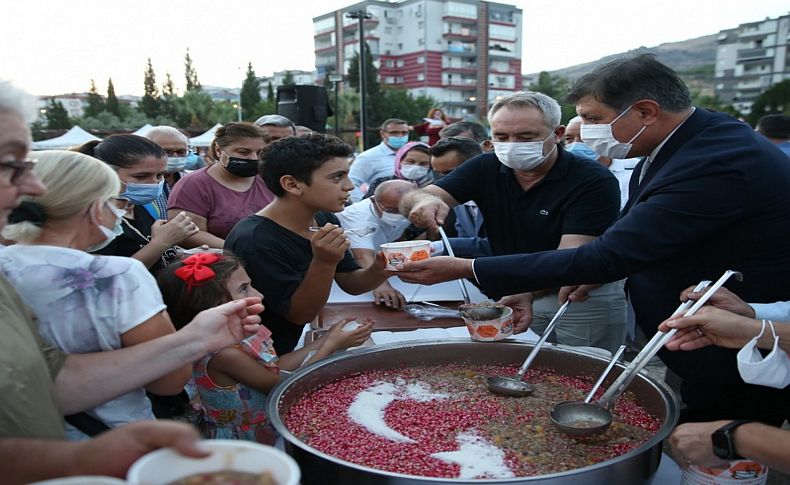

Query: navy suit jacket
[[473, 109, 790, 412], [448, 203, 491, 258]]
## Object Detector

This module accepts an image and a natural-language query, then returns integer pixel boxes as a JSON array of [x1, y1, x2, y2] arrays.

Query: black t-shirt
[[434, 147, 620, 257], [224, 211, 361, 354], [95, 205, 177, 274]]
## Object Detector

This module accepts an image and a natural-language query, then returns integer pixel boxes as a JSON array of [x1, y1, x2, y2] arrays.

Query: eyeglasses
[[110, 197, 132, 211], [164, 148, 192, 157], [0, 158, 36, 183], [385, 130, 409, 136], [372, 197, 400, 214]]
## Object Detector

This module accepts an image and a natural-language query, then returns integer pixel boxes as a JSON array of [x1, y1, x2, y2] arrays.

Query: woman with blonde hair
[[0, 150, 190, 440]]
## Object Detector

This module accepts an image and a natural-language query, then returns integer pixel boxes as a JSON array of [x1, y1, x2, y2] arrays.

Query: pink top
[[167, 167, 275, 239]]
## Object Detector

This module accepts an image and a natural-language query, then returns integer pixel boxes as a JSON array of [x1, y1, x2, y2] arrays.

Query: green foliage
[[106, 78, 120, 117], [184, 48, 201, 92], [347, 43, 380, 97], [240, 62, 262, 121], [174, 89, 216, 129], [160, 72, 179, 121], [85, 79, 104, 118], [45, 98, 70, 129], [140, 58, 160, 118], [748, 79, 790, 126], [281, 70, 295, 86], [267, 81, 275, 102]]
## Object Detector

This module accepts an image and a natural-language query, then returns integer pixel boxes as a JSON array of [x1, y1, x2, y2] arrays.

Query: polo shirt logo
[[539, 209, 549, 216]]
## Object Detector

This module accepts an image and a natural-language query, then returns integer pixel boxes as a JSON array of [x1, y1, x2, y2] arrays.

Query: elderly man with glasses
[[348, 118, 410, 202]]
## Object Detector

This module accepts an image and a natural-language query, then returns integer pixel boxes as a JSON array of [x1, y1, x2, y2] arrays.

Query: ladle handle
[[584, 345, 627, 403], [437, 226, 471, 305], [598, 270, 742, 410], [517, 300, 570, 377]]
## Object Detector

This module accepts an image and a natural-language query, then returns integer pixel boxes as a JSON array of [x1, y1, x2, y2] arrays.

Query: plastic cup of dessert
[[126, 439, 300, 485], [463, 306, 514, 342], [28, 478, 126, 485], [380, 240, 431, 271]]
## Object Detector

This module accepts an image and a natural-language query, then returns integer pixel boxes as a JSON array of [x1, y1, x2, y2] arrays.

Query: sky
[[2, 0, 788, 97]]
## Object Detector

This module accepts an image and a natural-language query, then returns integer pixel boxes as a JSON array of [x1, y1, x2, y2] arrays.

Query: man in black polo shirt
[[401, 91, 625, 353]]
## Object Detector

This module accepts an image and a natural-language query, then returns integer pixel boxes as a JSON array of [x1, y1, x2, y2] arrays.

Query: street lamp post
[[328, 73, 343, 138], [233, 102, 242, 122], [346, 9, 372, 150]]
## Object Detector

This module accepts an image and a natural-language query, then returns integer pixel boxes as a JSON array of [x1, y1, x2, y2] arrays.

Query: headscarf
[[393, 141, 433, 187]]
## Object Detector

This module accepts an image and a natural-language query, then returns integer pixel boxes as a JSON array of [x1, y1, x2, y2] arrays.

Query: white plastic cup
[[682, 460, 768, 485], [126, 440, 300, 485], [28, 478, 126, 485], [462, 306, 514, 341], [380, 240, 431, 271]]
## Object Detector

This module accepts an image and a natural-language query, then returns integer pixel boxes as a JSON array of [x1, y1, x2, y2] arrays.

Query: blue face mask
[[184, 152, 201, 170], [120, 180, 164, 205], [387, 136, 408, 150], [565, 142, 599, 162]]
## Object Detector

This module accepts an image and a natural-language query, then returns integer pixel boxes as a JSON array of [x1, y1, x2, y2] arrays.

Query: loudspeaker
[[276, 85, 331, 133]]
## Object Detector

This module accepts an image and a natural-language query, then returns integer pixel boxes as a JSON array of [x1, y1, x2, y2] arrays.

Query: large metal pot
[[267, 339, 679, 484]]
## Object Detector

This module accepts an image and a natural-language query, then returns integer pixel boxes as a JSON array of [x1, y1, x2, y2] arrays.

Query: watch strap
[[712, 419, 752, 460]]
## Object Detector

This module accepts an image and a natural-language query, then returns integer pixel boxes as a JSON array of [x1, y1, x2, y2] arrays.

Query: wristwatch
[[712, 420, 752, 460]]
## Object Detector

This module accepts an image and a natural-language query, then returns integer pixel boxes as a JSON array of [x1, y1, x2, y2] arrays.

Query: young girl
[[157, 252, 373, 444]]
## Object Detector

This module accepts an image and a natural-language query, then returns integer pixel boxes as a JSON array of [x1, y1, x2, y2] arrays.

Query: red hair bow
[[174, 253, 221, 291]]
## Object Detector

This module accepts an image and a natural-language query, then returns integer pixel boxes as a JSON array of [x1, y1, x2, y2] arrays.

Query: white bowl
[[29, 478, 126, 485], [380, 240, 431, 271], [126, 440, 300, 485], [462, 306, 514, 341]]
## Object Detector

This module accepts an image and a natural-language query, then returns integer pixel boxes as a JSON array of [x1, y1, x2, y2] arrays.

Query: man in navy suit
[[398, 55, 790, 424]]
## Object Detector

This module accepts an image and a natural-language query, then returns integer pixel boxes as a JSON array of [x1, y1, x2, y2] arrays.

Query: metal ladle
[[550, 270, 742, 437], [547, 345, 627, 437], [487, 300, 571, 397]]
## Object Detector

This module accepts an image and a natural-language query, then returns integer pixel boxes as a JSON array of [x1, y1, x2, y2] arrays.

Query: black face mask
[[224, 157, 260, 178]]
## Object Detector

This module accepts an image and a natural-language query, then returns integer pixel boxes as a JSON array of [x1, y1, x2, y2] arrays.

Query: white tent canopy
[[189, 123, 222, 148], [31, 126, 101, 150], [132, 123, 154, 137]]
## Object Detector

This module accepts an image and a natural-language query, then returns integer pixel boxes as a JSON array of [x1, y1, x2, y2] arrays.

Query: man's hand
[[680, 285, 755, 318], [558, 284, 600, 303], [499, 292, 534, 334], [396, 256, 474, 285], [71, 421, 207, 478], [408, 195, 449, 231], [659, 306, 761, 351], [182, 297, 264, 354], [311, 223, 350, 265], [373, 281, 407, 309], [668, 421, 731, 469]]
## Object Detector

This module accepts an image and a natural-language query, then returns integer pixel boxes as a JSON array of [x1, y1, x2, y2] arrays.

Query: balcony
[[443, 31, 477, 40], [736, 78, 771, 91], [738, 25, 775, 39], [737, 47, 771, 61], [314, 44, 335, 54], [442, 65, 477, 74], [443, 78, 478, 90], [488, 47, 515, 58], [445, 44, 476, 55]]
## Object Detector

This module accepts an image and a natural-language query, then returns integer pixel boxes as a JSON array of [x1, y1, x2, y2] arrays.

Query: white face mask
[[166, 156, 187, 173], [400, 164, 430, 181], [493, 133, 556, 171], [380, 211, 408, 226], [580, 105, 647, 159], [85, 201, 126, 253], [736, 319, 790, 389]]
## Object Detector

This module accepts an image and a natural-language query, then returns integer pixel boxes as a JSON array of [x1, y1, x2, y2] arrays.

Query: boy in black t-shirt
[[225, 134, 389, 353]]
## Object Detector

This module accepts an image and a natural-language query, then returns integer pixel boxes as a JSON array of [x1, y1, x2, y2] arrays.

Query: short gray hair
[[145, 126, 188, 144], [487, 91, 561, 130], [254, 114, 296, 132], [566, 116, 582, 127], [0, 80, 38, 123], [380, 118, 407, 131]]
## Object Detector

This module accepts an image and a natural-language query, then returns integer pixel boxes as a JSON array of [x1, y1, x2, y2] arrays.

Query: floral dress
[[194, 326, 280, 444]]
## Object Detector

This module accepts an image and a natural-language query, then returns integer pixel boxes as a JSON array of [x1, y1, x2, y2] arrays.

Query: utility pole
[[346, 9, 372, 150], [328, 73, 343, 138]]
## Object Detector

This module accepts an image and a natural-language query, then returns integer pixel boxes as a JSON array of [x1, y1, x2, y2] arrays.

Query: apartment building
[[313, 0, 523, 119], [715, 14, 790, 114]]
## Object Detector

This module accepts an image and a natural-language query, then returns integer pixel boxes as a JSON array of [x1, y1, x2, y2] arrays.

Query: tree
[[347, 43, 380, 98], [184, 48, 201, 92], [748, 79, 790, 126], [85, 79, 105, 117], [281, 70, 295, 86], [45, 98, 70, 129], [266, 81, 275, 103], [175, 89, 215, 129], [240, 62, 262, 121], [160, 72, 178, 121], [106, 78, 120, 117], [140, 58, 160, 118]]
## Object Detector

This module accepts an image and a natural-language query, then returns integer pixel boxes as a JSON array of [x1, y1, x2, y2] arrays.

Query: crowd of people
[[1, 53, 790, 482]]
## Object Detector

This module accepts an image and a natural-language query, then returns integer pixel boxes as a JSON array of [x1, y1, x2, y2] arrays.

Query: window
[[418, 38, 425, 46], [418, 21, 424, 30], [417, 73, 425, 81], [396, 76, 404, 83], [396, 59, 405, 67], [417, 55, 425, 64], [385, 26, 392, 34], [386, 59, 394, 68], [386, 76, 395, 84]]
